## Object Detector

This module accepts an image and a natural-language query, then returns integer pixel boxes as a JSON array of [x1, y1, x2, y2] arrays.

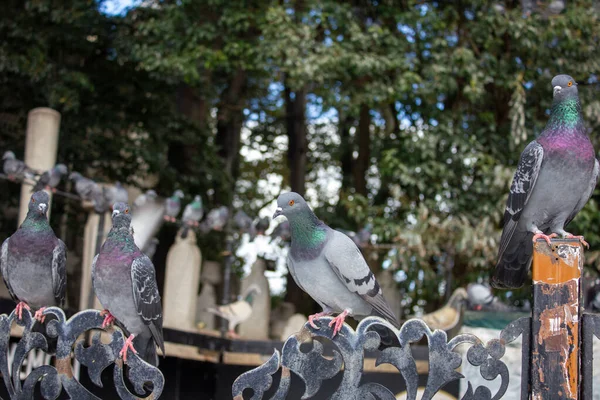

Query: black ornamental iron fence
[[0, 239, 598, 399]]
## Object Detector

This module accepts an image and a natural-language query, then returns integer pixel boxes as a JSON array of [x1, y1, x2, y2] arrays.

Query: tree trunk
[[353, 104, 371, 196], [214, 68, 247, 205], [284, 82, 307, 195], [338, 110, 354, 192]]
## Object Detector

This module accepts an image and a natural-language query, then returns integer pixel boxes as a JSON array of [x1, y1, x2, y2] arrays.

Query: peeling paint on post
[[531, 239, 582, 400]]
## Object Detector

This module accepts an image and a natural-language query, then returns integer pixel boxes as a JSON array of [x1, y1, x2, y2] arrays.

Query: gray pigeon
[[92, 202, 164, 365], [270, 221, 291, 243], [273, 192, 400, 336], [133, 190, 158, 209], [164, 190, 184, 222], [234, 210, 254, 233], [492, 75, 599, 289], [199, 206, 229, 233], [0, 191, 66, 322], [69, 172, 106, 212], [3, 151, 34, 182], [105, 182, 129, 208], [32, 164, 68, 192], [181, 195, 204, 239]]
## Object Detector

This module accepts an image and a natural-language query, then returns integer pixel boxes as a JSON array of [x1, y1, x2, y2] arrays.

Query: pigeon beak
[[273, 207, 283, 219], [38, 203, 47, 213], [553, 85, 561, 96], [112, 210, 120, 218]]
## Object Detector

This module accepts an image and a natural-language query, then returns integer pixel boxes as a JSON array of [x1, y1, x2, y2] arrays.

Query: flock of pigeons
[[0, 73, 595, 365]]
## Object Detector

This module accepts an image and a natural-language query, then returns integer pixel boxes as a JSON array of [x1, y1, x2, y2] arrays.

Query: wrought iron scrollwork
[[232, 316, 530, 400], [0, 306, 164, 399]]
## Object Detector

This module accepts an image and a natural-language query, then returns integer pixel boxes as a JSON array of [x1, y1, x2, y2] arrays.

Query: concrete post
[[18, 108, 61, 225], [79, 210, 111, 311], [163, 229, 202, 331], [238, 258, 270, 339]]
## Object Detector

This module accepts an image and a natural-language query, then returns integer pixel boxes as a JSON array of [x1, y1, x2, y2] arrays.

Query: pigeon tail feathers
[[492, 229, 533, 289]]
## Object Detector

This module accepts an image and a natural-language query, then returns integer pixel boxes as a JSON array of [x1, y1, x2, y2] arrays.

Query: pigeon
[[270, 220, 291, 243], [419, 288, 467, 338], [492, 75, 598, 289], [92, 202, 164, 365], [273, 192, 400, 337], [254, 217, 270, 236], [234, 210, 254, 233], [353, 223, 373, 248], [181, 195, 204, 238], [105, 182, 129, 207], [32, 164, 68, 192], [164, 190, 184, 222], [199, 206, 229, 233], [133, 190, 158, 209], [2, 151, 34, 182], [466, 283, 515, 312], [206, 284, 261, 338], [69, 172, 106, 212], [0, 191, 66, 323]]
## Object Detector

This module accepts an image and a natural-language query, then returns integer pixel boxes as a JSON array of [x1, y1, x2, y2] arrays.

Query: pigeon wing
[[565, 158, 599, 227], [52, 239, 67, 307], [324, 230, 399, 328], [0, 239, 17, 302], [497, 140, 544, 260], [131, 256, 165, 354]]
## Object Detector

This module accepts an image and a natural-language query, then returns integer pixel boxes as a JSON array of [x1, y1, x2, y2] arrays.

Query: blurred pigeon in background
[[181, 195, 203, 238], [105, 182, 129, 207], [353, 223, 373, 248], [206, 285, 260, 338], [92, 202, 164, 365], [133, 190, 158, 209], [3, 151, 34, 182], [273, 192, 399, 337], [270, 220, 291, 243], [142, 238, 159, 260], [254, 217, 270, 236], [200, 206, 229, 233], [69, 172, 106, 213], [234, 210, 253, 233], [32, 163, 68, 192], [164, 190, 184, 222]]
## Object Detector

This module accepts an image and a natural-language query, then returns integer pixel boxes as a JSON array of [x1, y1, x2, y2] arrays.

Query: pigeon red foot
[[119, 334, 138, 362], [308, 311, 333, 329], [328, 310, 349, 337], [566, 234, 589, 248], [532, 232, 557, 246], [100, 309, 116, 328], [34, 307, 47, 323], [15, 302, 30, 320]]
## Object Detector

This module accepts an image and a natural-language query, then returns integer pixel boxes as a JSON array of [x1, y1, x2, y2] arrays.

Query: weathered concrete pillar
[[18, 108, 61, 224], [531, 239, 582, 400], [377, 269, 401, 323], [163, 229, 202, 331], [280, 313, 308, 341], [79, 211, 111, 311], [238, 258, 270, 339], [196, 260, 222, 330]]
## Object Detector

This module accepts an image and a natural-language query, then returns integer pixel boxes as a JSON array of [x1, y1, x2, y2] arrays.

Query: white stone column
[[163, 229, 202, 331], [196, 260, 222, 330], [79, 210, 111, 311], [18, 108, 61, 224], [377, 269, 402, 322], [238, 258, 270, 339]]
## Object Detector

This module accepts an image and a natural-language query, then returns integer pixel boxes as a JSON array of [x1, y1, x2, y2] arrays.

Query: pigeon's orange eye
[[31, 198, 35, 203], [568, 81, 573, 87], [288, 200, 295, 206], [125, 209, 129, 214]]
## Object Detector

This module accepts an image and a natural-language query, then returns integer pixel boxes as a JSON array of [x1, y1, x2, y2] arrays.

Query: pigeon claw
[[328, 310, 349, 337], [15, 302, 31, 320], [532, 232, 557, 246], [566, 234, 589, 249], [307, 311, 332, 330], [100, 309, 116, 329], [119, 334, 138, 363], [34, 307, 47, 323]]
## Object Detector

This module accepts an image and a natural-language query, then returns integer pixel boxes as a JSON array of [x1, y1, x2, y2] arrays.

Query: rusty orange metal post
[[531, 239, 583, 400]]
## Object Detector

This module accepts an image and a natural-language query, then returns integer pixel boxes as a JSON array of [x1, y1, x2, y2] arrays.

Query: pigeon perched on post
[[133, 190, 158, 209], [105, 182, 129, 207], [92, 202, 164, 365], [199, 206, 229, 233], [492, 74, 599, 289], [0, 191, 66, 323], [273, 192, 400, 337], [164, 190, 184, 222], [2, 151, 34, 182], [206, 285, 261, 338], [69, 172, 106, 212], [32, 164, 68, 192], [181, 195, 203, 238]]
